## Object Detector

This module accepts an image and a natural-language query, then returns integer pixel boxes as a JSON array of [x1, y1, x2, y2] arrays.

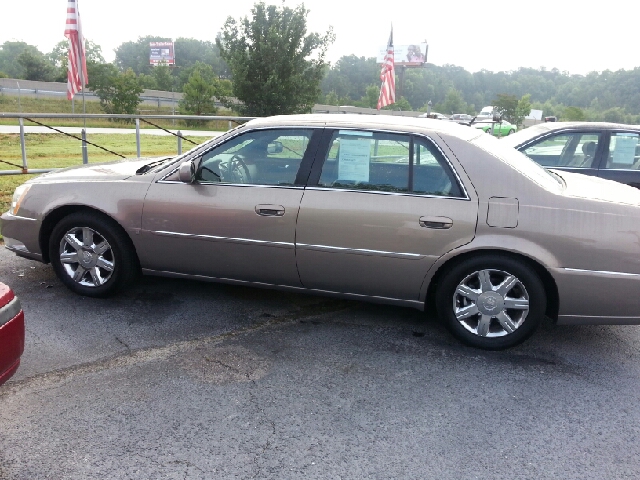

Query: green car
[[473, 120, 516, 136]]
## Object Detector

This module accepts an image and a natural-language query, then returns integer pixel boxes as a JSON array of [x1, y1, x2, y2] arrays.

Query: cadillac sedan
[[2, 115, 640, 350]]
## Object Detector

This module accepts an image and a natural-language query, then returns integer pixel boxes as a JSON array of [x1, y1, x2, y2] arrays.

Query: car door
[[597, 131, 640, 189], [139, 127, 321, 286], [295, 128, 478, 302], [519, 130, 603, 177]]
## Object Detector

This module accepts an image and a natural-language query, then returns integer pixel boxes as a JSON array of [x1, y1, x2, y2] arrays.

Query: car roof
[[244, 114, 484, 142], [502, 121, 640, 148]]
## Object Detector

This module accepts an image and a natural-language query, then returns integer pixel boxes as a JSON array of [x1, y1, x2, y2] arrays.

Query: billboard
[[150, 42, 175, 65], [377, 43, 428, 66]]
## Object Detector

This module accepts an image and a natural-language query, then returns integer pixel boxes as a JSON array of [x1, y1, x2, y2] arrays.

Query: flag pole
[[77, 36, 86, 129]]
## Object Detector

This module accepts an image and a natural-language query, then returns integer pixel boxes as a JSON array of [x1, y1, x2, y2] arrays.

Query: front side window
[[197, 128, 314, 185], [522, 132, 601, 168], [604, 133, 640, 170], [317, 130, 463, 197]]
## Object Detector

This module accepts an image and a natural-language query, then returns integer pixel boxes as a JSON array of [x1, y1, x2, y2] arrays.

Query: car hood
[[28, 157, 172, 183], [554, 170, 640, 206]]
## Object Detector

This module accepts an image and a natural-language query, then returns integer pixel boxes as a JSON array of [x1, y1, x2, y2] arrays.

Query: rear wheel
[[435, 255, 546, 350], [49, 211, 139, 297]]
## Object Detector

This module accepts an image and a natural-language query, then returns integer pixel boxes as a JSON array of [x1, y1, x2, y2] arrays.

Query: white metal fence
[[0, 113, 255, 175]]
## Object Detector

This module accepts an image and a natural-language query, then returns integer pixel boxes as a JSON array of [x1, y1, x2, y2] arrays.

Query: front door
[[139, 128, 320, 286], [295, 129, 478, 301]]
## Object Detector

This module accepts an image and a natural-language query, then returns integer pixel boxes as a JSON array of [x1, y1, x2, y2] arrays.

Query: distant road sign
[[150, 42, 175, 65]]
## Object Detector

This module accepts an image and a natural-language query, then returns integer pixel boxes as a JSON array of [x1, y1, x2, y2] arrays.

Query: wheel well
[[39, 206, 139, 267], [425, 249, 560, 321]]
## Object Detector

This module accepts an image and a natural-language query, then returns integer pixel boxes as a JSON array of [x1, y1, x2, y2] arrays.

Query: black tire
[[49, 211, 139, 297], [507, 129, 515, 135], [435, 254, 546, 350]]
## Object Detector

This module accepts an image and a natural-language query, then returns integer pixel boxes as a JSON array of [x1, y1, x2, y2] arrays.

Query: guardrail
[[0, 113, 255, 175]]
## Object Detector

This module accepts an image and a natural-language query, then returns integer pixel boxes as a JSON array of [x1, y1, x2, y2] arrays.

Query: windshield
[[471, 134, 563, 190]]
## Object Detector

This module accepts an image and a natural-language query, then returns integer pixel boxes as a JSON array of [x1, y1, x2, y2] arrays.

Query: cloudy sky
[[3, 0, 638, 74]]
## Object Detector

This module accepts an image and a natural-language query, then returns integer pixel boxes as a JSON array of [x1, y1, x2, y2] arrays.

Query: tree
[[179, 63, 221, 123], [493, 93, 519, 123], [90, 68, 143, 116], [0, 41, 48, 78], [436, 88, 468, 115], [384, 96, 412, 111], [563, 106, 586, 121], [114, 36, 170, 76], [48, 39, 105, 82], [114, 36, 229, 90], [152, 64, 174, 91], [217, 2, 335, 116], [16, 50, 55, 81], [514, 94, 532, 127]]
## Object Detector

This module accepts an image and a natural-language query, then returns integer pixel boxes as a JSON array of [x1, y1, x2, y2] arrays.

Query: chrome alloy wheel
[[58, 227, 115, 287], [453, 269, 530, 338]]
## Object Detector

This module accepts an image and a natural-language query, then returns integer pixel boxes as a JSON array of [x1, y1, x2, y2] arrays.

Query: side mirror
[[178, 160, 195, 184], [267, 141, 284, 154]]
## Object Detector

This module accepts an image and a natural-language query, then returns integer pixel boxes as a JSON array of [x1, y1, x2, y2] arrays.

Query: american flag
[[64, 0, 88, 100], [377, 26, 395, 110]]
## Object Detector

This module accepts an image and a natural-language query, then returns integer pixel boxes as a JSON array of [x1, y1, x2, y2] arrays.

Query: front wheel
[[49, 211, 139, 297], [435, 255, 546, 350]]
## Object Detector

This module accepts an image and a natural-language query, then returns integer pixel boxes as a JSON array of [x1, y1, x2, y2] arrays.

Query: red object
[[0, 283, 25, 387], [64, 0, 88, 100], [377, 26, 396, 110]]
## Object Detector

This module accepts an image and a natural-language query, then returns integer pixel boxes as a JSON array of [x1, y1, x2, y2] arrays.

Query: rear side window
[[317, 130, 464, 198]]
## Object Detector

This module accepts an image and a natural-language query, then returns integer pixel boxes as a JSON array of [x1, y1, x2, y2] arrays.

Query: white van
[[477, 106, 494, 119]]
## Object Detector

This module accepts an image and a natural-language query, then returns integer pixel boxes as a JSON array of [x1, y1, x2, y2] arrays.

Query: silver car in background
[[3, 114, 640, 349]]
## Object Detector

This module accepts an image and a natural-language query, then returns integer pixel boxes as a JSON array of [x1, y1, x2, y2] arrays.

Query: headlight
[[10, 184, 32, 215]]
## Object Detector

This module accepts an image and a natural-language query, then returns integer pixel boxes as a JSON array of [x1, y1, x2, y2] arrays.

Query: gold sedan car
[[3, 115, 640, 349]]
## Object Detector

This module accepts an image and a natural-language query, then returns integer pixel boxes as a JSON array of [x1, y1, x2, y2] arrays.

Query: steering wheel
[[221, 154, 252, 184]]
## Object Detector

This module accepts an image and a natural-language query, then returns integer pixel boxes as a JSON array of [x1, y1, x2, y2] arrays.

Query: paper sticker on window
[[338, 138, 371, 182], [612, 135, 638, 165]]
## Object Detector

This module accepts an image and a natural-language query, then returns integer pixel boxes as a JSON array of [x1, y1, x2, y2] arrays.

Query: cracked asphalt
[[1, 247, 640, 479]]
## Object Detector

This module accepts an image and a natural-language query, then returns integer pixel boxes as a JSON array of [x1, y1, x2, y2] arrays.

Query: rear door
[[295, 128, 478, 301]]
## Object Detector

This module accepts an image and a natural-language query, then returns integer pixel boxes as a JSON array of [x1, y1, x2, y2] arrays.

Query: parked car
[[502, 122, 640, 189], [473, 120, 516, 136], [3, 115, 640, 350], [0, 283, 24, 386], [450, 114, 474, 124], [419, 112, 449, 120]]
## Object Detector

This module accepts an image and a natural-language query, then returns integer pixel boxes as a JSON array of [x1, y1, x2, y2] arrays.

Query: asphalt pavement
[[1, 246, 639, 479]]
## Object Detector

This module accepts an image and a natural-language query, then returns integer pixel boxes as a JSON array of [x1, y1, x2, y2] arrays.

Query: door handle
[[419, 216, 453, 229], [255, 204, 285, 217]]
